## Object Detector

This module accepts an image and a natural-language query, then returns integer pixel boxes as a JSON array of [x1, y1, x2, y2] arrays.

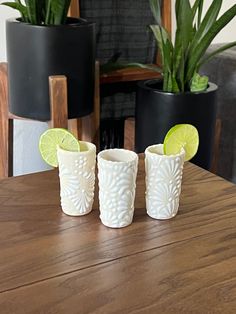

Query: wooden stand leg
[[0, 62, 13, 178], [68, 119, 82, 139], [124, 118, 135, 151], [48, 75, 68, 129], [68, 0, 80, 17], [48, 63, 100, 150], [79, 61, 100, 149], [49, 75, 81, 138]]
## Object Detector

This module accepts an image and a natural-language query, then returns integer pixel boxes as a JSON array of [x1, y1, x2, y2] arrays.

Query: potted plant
[[1, 0, 95, 120], [100, 0, 236, 170], [134, 0, 236, 170]]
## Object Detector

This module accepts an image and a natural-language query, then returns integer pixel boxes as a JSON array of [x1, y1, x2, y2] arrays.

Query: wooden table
[[0, 155, 236, 313]]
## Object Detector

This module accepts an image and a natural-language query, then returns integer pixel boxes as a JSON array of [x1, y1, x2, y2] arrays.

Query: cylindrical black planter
[[6, 18, 95, 120], [135, 79, 218, 170]]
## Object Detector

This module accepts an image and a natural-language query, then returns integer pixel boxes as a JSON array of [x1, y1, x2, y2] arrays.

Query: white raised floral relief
[[145, 144, 185, 219], [57, 142, 96, 216], [98, 149, 138, 228]]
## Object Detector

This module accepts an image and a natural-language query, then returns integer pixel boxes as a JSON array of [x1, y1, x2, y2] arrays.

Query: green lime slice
[[163, 124, 199, 161], [39, 128, 80, 167]]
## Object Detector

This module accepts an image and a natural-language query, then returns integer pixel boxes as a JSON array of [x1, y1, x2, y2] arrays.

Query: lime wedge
[[39, 128, 80, 167], [163, 124, 199, 161]]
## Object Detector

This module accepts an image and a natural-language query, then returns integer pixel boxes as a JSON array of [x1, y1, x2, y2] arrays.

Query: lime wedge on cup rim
[[39, 128, 80, 167], [163, 124, 199, 161]]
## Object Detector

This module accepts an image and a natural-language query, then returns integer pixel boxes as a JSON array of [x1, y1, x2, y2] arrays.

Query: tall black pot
[[135, 79, 218, 170], [6, 17, 95, 120]]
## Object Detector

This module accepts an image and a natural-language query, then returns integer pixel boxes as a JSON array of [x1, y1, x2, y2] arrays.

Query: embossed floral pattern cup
[[97, 149, 138, 228], [145, 144, 185, 219], [57, 141, 96, 216]]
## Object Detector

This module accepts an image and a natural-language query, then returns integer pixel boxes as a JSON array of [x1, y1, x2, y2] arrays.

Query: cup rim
[[98, 148, 138, 164], [145, 144, 185, 158], [57, 141, 96, 155]]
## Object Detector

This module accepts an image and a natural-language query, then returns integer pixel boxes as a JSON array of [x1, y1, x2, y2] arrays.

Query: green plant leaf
[[177, 50, 185, 92], [167, 72, 173, 92], [192, 0, 204, 28], [173, 1, 194, 91], [192, 0, 202, 18], [150, 25, 164, 64], [1, 0, 71, 25], [197, 0, 203, 28], [62, 0, 71, 23], [50, 0, 71, 24], [175, 0, 181, 20], [190, 72, 208, 92], [1, 2, 28, 21], [163, 67, 169, 91], [45, 0, 52, 24], [162, 41, 173, 91], [189, 0, 222, 57], [187, 3, 236, 83], [150, 24, 172, 78], [171, 76, 180, 93], [171, 29, 185, 91], [176, 0, 193, 51], [149, 0, 162, 25], [25, 0, 38, 24], [162, 37, 173, 72]]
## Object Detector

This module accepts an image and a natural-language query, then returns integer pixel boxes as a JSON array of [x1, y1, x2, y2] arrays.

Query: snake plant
[[150, 0, 236, 92], [102, 0, 236, 93], [1, 0, 72, 25]]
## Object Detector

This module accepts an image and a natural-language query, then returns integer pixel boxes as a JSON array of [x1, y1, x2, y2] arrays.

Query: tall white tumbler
[[98, 149, 138, 228], [145, 144, 185, 219], [57, 141, 96, 216]]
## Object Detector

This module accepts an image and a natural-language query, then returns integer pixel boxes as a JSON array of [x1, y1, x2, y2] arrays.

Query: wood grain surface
[[0, 62, 13, 178], [0, 155, 236, 313], [49, 75, 68, 130], [1, 228, 235, 314], [100, 67, 161, 84]]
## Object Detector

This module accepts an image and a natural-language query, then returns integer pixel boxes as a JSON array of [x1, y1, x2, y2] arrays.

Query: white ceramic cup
[[57, 141, 96, 216], [97, 149, 138, 228], [145, 144, 185, 219]]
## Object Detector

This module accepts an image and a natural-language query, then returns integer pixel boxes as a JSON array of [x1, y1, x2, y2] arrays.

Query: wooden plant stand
[[0, 61, 100, 178]]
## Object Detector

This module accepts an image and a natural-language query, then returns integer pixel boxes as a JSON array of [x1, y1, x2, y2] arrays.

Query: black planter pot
[[135, 79, 218, 170], [6, 17, 95, 120]]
